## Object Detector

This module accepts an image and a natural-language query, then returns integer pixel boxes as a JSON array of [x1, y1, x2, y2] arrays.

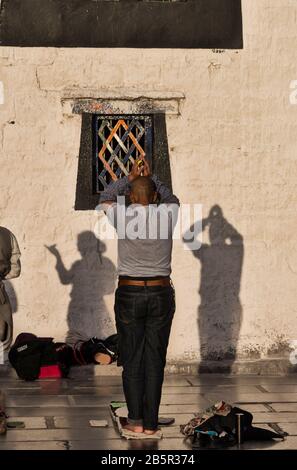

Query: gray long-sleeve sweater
[[99, 175, 179, 277]]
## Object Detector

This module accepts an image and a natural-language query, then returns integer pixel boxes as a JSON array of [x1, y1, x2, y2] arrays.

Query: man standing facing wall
[[100, 159, 179, 437]]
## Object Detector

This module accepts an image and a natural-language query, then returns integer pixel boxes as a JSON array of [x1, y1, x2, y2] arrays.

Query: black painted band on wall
[[0, 0, 243, 49]]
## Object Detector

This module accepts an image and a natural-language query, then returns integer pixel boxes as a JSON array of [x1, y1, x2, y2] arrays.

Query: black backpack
[[9, 333, 70, 381]]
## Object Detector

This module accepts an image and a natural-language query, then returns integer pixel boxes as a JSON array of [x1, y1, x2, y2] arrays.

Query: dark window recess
[[75, 113, 171, 211], [93, 115, 153, 193]]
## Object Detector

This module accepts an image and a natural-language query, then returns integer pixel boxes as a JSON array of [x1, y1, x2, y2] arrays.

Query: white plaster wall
[[1, 0, 297, 363]]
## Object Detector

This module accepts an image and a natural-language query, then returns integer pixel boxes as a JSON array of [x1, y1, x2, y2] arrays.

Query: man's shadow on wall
[[183, 205, 244, 374], [46, 231, 116, 345]]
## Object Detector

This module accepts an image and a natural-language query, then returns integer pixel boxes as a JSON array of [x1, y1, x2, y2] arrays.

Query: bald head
[[130, 176, 157, 205]]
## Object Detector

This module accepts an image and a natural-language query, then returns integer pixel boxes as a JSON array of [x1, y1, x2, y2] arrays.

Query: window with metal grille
[[75, 113, 171, 210], [93, 115, 153, 193]]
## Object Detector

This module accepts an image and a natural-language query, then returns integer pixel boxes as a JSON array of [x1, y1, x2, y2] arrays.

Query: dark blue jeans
[[114, 284, 175, 430]]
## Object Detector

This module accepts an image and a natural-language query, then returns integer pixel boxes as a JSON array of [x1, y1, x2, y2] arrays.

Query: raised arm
[[99, 158, 179, 206], [99, 158, 147, 205], [45, 245, 72, 285], [151, 175, 180, 206], [99, 176, 130, 205]]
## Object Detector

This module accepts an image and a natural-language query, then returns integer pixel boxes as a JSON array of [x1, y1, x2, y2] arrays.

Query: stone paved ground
[[1, 370, 297, 450]]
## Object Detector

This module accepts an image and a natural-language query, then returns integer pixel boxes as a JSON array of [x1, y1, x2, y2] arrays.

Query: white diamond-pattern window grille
[[94, 115, 153, 193]]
